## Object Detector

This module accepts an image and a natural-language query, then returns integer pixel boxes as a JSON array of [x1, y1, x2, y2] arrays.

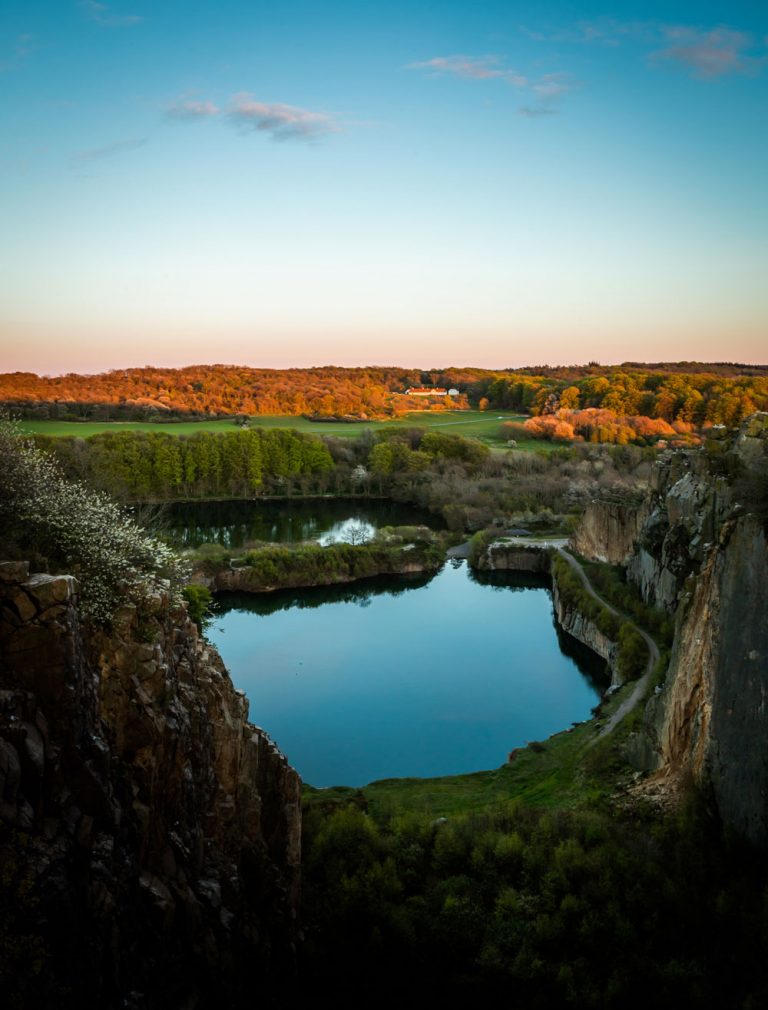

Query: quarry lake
[[207, 560, 606, 787], [164, 497, 439, 549]]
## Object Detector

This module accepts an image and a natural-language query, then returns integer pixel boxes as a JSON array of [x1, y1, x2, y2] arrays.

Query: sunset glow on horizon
[[2, 0, 767, 375]]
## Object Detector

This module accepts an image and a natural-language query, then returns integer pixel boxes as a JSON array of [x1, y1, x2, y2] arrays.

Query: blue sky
[[1, 1, 766, 373]]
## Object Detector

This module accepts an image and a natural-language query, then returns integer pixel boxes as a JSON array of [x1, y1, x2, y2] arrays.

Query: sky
[[1, 0, 767, 375]]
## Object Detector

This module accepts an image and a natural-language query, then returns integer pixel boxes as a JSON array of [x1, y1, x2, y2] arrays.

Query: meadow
[[19, 410, 547, 450]]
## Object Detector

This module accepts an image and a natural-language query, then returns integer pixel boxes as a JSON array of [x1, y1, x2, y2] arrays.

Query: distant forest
[[1, 362, 766, 427]]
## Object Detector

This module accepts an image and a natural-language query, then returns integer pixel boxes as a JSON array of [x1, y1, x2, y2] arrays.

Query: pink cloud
[[167, 100, 221, 120], [229, 95, 341, 141], [653, 26, 762, 78], [408, 55, 527, 86]]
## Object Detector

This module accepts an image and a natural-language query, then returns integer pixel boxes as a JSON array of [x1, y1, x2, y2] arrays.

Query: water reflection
[[207, 561, 608, 787], [214, 570, 434, 618], [161, 498, 441, 549]]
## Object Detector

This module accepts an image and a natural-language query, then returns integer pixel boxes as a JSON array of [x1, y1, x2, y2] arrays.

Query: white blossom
[[0, 415, 190, 622]]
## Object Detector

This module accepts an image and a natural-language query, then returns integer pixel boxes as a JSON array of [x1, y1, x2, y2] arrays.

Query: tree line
[[35, 428, 334, 501], [3, 362, 766, 426], [470, 369, 767, 427]]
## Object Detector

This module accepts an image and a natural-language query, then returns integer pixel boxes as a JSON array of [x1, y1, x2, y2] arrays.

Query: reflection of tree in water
[[467, 567, 550, 593], [162, 498, 440, 549], [213, 571, 436, 618]]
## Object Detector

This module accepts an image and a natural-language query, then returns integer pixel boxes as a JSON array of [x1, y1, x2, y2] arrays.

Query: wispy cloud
[[652, 26, 762, 79], [519, 19, 651, 46], [407, 55, 527, 86], [1, 33, 35, 72], [163, 93, 341, 142], [532, 74, 573, 100], [518, 73, 576, 117], [521, 18, 765, 80], [167, 99, 220, 120], [79, 1, 142, 28], [408, 54, 578, 118], [518, 106, 559, 118], [229, 95, 341, 141], [75, 136, 147, 161]]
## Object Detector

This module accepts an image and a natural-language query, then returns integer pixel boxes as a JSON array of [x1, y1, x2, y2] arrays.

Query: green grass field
[[19, 410, 543, 448]]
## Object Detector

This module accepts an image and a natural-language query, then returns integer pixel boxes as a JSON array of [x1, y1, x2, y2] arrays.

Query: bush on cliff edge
[[0, 414, 188, 622]]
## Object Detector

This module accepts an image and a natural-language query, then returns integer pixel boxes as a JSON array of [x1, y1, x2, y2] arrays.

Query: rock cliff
[[550, 579, 618, 687], [473, 542, 551, 574], [0, 562, 301, 1008], [573, 448, 734, 613], [573, 415, 768, 844], [569, 497, 651, 565]]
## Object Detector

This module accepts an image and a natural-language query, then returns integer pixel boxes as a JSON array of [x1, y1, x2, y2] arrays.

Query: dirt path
[[552, 547, 660, 737], [498, 537, 659, 736]]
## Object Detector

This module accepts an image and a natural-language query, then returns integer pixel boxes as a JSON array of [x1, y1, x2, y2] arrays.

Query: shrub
[[0, 415, 189, 622], [182, 584, 213, 628]]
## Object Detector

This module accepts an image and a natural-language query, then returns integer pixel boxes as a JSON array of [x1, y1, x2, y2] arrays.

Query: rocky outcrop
[[627, 451, 733, 612], [474, 542, 551, 574], [570, 498, 651, 565], [633, 515, 768, 845], [203, 553, 437, 593], [571, 449, 734, 613], [0, 562, 301, 1008], [551, 578, 617, 686], [622, 415, 768, 843]]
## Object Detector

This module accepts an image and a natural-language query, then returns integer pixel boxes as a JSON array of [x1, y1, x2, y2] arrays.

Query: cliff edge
[[0, 561, 301, 1008], [572, 414, 768, 844]]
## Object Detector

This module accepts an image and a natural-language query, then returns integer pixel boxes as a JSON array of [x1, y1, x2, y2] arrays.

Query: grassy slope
[[18, 410, 544, 449]]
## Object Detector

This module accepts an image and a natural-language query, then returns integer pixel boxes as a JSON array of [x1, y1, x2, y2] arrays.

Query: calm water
[[207, 561, 606, 787], [162, 498, 439, 549]]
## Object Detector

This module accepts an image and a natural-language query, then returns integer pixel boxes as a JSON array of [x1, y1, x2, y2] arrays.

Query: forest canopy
[[1, 362, 766, 426]]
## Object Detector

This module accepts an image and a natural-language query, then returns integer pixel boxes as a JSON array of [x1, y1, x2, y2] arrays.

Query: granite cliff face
[[631, 511, 768, 843], [574, 415, 768, 844], [473, 542, 551, 574], [574, 449, 733, 613], [0, 562, 301, 1008], [569, 498, 651, 565]]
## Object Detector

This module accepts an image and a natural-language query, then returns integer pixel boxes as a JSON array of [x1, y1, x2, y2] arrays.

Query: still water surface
[[207, 560, 605, 787], [164, 498, 439, 549]]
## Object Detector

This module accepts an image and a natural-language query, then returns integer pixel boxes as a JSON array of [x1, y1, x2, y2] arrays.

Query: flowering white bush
[[0, 415, 189, 622]]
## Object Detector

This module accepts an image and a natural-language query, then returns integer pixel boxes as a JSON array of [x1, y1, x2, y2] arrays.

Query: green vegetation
[[551, 553, 622, 639], [300, 776, 768, 1006], [195, 529, 447, 591], [579, 557, 675, 648], [182, 584, 213, 629], [26, 416, 659, 543], [467, 528, 496, 565], [0, 416, 187, 622], [33, 427, 334, 500], [551, 553, 653, 683], [18, 418, 246, 437], [19, 409, 529, 445]]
